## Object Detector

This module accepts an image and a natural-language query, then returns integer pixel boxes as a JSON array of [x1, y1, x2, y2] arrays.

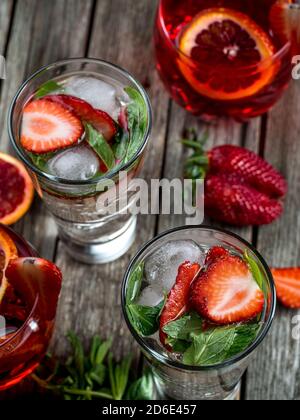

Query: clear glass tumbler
[[121, 226, 276, 400], [8, 58, 152, 264]]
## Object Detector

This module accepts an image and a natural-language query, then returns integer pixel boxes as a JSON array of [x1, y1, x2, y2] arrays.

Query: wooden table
[[1, 0, 299, 401]]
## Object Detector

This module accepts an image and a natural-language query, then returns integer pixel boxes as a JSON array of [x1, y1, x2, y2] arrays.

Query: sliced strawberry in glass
[[21, 99, 84, 153], [46, 94, 117, 141], [159, 262, 201, 349], [190, 254, 264, 324], [6, 258, 62, 321]]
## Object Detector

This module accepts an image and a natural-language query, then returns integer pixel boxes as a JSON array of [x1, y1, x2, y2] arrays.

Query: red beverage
[[0, 225, 62, 390], [154, 0, 293, 120]]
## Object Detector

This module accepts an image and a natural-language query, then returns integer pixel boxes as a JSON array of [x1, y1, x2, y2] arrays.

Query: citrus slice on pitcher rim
[[178, 8, 277, 101], [0, 152, 34, 225], [0, 227, 18, 305]]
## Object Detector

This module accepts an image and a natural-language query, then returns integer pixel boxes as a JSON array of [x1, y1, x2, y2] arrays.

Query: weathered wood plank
[[0, 0, 14, 54], [0, 1, 94, 400], [52, 0, 170, 361], [245, 81, 300, 400]]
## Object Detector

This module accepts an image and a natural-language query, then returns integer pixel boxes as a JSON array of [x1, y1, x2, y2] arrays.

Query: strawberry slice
[[272, 268, 300, 309], [46, 95, 117, 141], [190, 255, 264, 324], [159, 262, 201, 348], [205, 246, 230, 266], [21, 99, 84, 153], [6, 258, 62, 321]]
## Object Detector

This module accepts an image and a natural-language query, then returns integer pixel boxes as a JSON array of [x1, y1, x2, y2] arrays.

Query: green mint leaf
[[28, 151, 55, 171], [165, 337, 191, 353], [126, 262, 144, 305], [163, 312, 202, 342], [126, 370, 154, 401], [183, 327, 236, 366], [35, 80, 61, 99], [244, 250, 266, 293], [123, 86, 148, 163], [85, 123, 115, 170], [109, 354, 132, 400], [112, 126, 130, 162], [225, 324, 260, 360], [127, 301, 164, 337], [183, 324, 260, 367]]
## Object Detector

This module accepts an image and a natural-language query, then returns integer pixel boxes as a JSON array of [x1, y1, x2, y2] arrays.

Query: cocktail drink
[[0, 224, 62, 390], [122, 227, 276, 400], [154, 0, 294, 120], [9, 59, 152, 264]]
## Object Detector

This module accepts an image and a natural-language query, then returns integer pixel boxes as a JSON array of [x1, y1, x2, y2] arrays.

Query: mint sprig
[[162, 313, 260, 367], [32, 332, 154, 400], [182, 324, 260, 367]]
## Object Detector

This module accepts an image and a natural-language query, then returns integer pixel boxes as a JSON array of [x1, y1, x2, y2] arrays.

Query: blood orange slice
[[0, 226, 18, 305], [269, 0, 300, 54], [178, 8, 276, 100], [0, 152, 34, 225]]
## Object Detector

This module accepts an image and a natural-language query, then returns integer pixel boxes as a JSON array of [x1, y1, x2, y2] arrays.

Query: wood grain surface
[[0, 0, 299, 400]]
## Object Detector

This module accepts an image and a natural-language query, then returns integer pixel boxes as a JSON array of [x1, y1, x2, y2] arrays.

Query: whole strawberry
[[208, 145, 287, 198], [205, 174, 283, 226], [183, 132, 287, 227]]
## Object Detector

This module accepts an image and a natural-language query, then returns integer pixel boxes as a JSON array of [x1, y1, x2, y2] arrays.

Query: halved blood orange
[[0, 226, 18, 305], [269, 0, 300, 54], [0, 152, 34, 225], [178, 8, 277, 100]]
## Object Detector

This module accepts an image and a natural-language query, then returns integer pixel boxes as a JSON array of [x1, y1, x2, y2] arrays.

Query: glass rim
[[121, 225, 277, 372], [8, 58, 153, 186], [157, 0, 291, 71], [0, 295, 39, 350]]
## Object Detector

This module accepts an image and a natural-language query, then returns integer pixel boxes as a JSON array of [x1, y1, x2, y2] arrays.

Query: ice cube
[[47, 144, 100, 181], [137, 286, 164, 307], [144, 240, 204, 294], [65, 76, 120, 118]]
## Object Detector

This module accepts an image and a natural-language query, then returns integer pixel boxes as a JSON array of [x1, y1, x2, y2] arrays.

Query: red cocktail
[[0, 225, 62, 390], [154, 0, 293, 120]]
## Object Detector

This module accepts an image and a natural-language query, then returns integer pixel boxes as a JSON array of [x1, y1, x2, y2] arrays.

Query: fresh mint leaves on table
[[126, 262, 164, 337], [35, 80, 61, 99], [32, 332, 154, 400]]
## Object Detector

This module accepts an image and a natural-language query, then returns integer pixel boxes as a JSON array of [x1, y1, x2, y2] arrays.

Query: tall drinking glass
[[9, 59, 152, 264], [122, 226, 276, 400]]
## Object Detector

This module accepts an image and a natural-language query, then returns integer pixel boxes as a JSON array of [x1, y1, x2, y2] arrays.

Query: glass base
[[59, 216, 137, 264], [153, 377, 241, 401]]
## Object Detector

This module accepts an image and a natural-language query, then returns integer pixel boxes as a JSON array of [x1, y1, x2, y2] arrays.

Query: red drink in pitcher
[[0, 225, 62, 390], [154, 0, 294, 120]]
